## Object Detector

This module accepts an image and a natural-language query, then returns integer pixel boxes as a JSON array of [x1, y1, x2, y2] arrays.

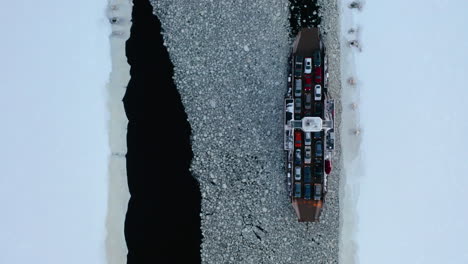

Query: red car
[[304, 74, 313, 91], [325, 159, 332, 174], [294, 130, 302, 148], [314, 66, 322, 84]]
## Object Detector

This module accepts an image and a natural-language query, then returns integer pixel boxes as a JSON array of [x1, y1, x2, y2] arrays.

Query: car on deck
[[295, 148, 302, 165], [294, 79, 302, 97], [314, 66, 322, 84], [295, 166, 301, 181], [304, 57, 312, 74], [304, 132, 312, 146], [294, 130, 302, 147], [304, 146, 312, 164], [304, 166, 312, 183], [313, 131, 321, 140], [294, 98, 302, 119], [313, 50, 321, 67], [325, 159, 332, 174], [304, 74, 313, 92], [315, 140, 323, 158], [313, 184, 322, 200], [313, 101, 322, 116], [304, 184, 312, 200], [304, 93, 312, 110], [294, 182, 302, 198], [294, 56, 303, 78], [314, 84, 322, 101]]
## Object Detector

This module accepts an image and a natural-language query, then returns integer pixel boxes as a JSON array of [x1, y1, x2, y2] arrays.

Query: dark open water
[[122, 0, 319, 263], [123, 0, 201, 263]]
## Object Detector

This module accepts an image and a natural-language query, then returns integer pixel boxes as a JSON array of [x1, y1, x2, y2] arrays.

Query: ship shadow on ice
[[123, 0, 201, 263]]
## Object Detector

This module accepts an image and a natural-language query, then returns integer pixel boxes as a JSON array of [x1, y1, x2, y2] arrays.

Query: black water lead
[[123, 0, 202, 263]]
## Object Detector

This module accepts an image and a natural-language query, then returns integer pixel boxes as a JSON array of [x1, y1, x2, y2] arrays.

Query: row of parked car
[[293, 52, 323, 120], [294, 50, 322, 79], [294, 130, 322, 155], [294, 78, 322, 101], [294, 163, 324, 182], [294, 182, 322, 200], [294, 142, 322, 166], [294, 99, 323, 120]]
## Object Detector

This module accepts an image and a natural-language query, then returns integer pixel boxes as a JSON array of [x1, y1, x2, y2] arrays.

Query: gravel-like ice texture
[[151, 0, 341, 263]]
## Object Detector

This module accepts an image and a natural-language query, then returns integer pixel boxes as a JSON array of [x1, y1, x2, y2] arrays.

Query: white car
[[304, 146, 312, 164], [304, 132, 312, 146], [294, 166, 301, 181], [304, 57, 312, 74], [314, 84, 322, 101]]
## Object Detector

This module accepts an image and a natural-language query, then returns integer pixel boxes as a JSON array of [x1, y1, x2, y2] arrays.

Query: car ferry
[[284, 28, 335, 222]]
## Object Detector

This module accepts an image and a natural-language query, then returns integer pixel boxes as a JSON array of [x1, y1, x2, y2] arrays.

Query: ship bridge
[[291, 117, 333, 132]]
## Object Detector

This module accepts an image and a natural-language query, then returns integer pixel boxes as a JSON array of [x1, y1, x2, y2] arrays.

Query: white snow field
[[105, 0, 132, 263], [339, 1, 468, 264], [0, 0, 129, 263]]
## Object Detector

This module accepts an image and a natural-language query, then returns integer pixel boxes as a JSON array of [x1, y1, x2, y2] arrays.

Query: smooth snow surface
[[339, 1, 468, 263], [0, 1, 121, 263], [105, 0, 132, 263]]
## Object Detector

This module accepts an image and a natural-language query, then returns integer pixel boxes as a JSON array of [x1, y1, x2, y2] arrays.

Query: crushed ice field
[[151, 0, 344, 263]]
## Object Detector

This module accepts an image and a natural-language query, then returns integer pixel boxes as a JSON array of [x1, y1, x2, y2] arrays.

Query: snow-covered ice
[[0, 0, 128, 263], [105, 0, 132, 263], [339, 0, 468, 263]]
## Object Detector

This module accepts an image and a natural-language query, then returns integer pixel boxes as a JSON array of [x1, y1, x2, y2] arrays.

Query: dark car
[[315, 140, 323, 158], [295, 148, 302, 165], [303, 166, 312, 183], [312, 50, 321, 67], [313, 131, 322, 140], [304, 93, 312, 110], [304, 184, 312, 200], [314, 165, 323, 180], [294, 98, 302, 114], [294, 79, 302, 97], [313, 101, 322, 116], [294, 56, 303, 78], [313, 184, 322, 200], [294, 182, 302, 198]]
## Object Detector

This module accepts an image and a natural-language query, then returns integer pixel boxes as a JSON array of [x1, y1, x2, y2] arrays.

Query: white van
[[314, 84, 322, 101]]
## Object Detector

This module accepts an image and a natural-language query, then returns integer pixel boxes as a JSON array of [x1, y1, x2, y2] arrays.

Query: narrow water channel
[[123, 0, 201, 263]]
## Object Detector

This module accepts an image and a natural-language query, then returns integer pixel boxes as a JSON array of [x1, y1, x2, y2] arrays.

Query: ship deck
[[289, 27, 325, 222]]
